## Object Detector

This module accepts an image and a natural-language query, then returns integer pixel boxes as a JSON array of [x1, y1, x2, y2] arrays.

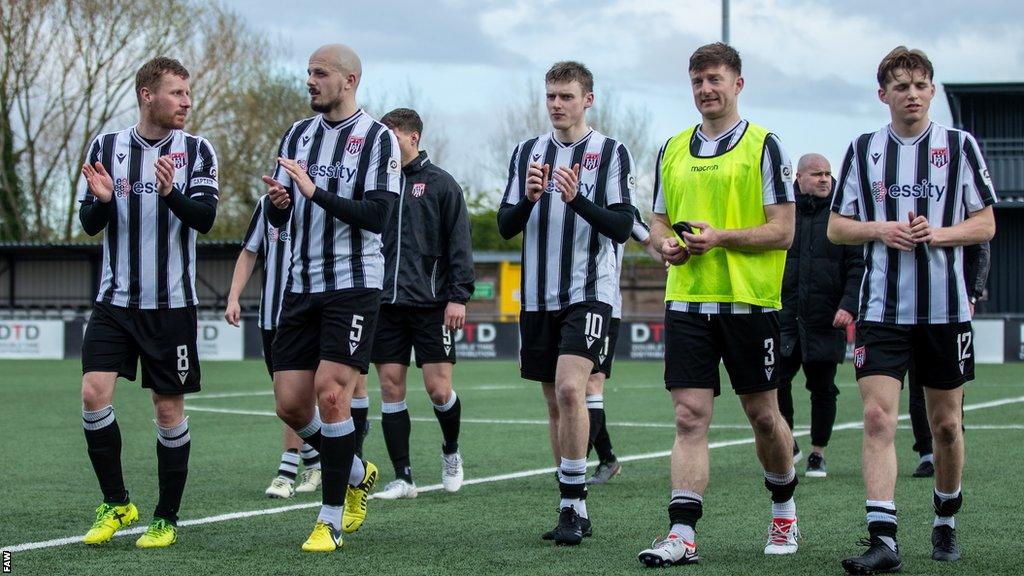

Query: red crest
[[871, 181, 887, 203], [582, 152, 601, 171], [930, 147, 949, 168], [412, 183, 426, 197], [170, 152, 187, 169], [854, 346, 866, 368], [346, 136, 365, 155]]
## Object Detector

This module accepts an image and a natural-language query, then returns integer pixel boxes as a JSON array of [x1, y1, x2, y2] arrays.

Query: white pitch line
[[6, 394, 1024, 554], [183, 405, 768, 430]]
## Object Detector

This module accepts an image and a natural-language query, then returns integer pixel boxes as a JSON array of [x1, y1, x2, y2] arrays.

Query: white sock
[[772, 498, 797, 520], [669, 523, 695, 542], [317, 505, 342, 530], [349, 455, 365, 486]]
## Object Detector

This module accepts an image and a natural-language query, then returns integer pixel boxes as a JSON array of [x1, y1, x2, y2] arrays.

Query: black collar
[[404, 150, 431, 174]]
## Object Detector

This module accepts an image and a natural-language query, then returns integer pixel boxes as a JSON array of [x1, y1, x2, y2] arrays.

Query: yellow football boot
[[135, 518, 177, 548], [342, 460, 378, 534], [83, 502, 139, 545], [301, 521, 343, 552]]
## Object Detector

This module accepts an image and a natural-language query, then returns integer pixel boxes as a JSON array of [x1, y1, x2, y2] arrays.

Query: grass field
[[2, 359, 1023, 575]]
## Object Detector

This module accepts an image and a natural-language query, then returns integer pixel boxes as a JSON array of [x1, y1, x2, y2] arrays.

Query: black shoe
[[793, 441, 803, 465], [932, 525, 960, 561], [913, 459, 935, 478], [841, 536, 902, 574], [541, 510, 592, 541], [806, 452, 827, 478], [546, 507, 585, 546]]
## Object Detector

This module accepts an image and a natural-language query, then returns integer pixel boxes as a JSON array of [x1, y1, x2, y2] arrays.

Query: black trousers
[[777, 336, 840, 448]]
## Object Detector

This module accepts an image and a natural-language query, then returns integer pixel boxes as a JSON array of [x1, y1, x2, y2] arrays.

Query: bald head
[[795, 153, 832, 198], [307, 44, 362, 118], [310, 44, 362, 78]]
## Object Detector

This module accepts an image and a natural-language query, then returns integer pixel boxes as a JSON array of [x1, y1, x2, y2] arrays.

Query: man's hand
[[224, 300, 241, 327], [660, 237, 690, 266], [554, 164, 580, 203], [908, 211, 933, 245], [262, 175, 291, 209], [876, 221, 915, 251], [525, 162, 549, 203], [82, 162, 114, 203], [155, 155, 176, 197], [444, 302, 466, 332], [277, 157, 315, 199], [681, 221, 721, 256], [833, 308, 854, 328]]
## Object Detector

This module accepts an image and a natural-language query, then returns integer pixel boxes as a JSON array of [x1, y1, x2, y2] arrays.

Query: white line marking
[[6, 394, 1024, 554], [183, 405, 765, 430]]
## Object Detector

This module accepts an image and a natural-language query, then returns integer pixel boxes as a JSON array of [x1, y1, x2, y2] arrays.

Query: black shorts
[[272, 288, 381, 374], [371, 304, 455, 367], [81, 302, 201, 395], [854, 321, 974, 390], [664, 310, 780, 396], [596, 318, 621, 378], [519, 301, 612, 382], [261, 329, 276, 378]]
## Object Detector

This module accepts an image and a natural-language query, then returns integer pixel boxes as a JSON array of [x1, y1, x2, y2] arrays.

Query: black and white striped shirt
[[502, 129, 636, 311], [611, 214, 652, 319], [77, 126, 218, 309], [242, 195, 290, 330], [652, 119, 794, 314], [832, 122, 997, 324], [274, 111, 401, 293]]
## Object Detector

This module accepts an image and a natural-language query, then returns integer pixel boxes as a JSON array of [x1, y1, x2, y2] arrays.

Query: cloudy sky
[[224, 0, 1024, 194]]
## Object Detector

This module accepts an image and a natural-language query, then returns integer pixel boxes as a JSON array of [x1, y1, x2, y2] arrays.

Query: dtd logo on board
[[628, 322, 665, 360], [0, 323, 40, 340]]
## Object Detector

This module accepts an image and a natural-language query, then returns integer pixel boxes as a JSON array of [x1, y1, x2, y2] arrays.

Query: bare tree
[[0, 0, 302, 241], [361, 81, 451, 167], [485, 83, 656, 212]]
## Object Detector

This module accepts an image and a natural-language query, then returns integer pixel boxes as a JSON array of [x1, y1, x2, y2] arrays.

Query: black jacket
[[780, 181, 864, 363], [382, 151, 475, 307]]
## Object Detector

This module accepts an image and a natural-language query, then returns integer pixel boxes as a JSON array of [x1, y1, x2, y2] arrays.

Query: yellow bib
[[660, 123, 786, 308]]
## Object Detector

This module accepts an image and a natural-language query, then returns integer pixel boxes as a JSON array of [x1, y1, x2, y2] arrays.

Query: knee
[[931, 417, 962, 445], [554, 383, 583, 410], [81, 375, 112, 409], [862, 404, 894, 439], [153, 400, 183, 428], [427, 387, 450, 406], [379, 380, 406, 403], [747, 409, 778, 438], [674, 404, 711, 438]]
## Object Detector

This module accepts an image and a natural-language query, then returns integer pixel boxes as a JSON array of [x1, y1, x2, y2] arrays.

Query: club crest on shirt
[[930, 147, 949, 168], [582, 152, 601, 171], [412, 182, 426, 197], [346, 136, 365, 155], [854, 346, 866, 368], [871, 180, 887, 203], [170, 152, 187, 169]]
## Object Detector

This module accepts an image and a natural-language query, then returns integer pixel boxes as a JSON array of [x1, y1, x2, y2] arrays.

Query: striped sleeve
[[273, 123, 299, 189], [630, 208, 651, 243], [500, 143, 523, 205], [369, 127, 402, 195], [760, 133, 794, 205], [77, 135, 102, 205], [961, 132, 998, 211], [241, 197, 267, 253], [831, 142, 861, 218], [605, 142, 636, 206], [189, 137, 219, 198], [652, 139, 669, 214]]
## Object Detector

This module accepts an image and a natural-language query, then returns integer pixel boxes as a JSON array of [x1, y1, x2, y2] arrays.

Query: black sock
[[382, 401, 413, 482], [320, 419, 357, 507], [351, 396, 369, 459], [154, 419, 191, 524], [433, 392, 461, 455], [300, 444, 320, 469], [278, 449, 300, 481], [83, 406, 128, 504], [587, 408, 602, 458]]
